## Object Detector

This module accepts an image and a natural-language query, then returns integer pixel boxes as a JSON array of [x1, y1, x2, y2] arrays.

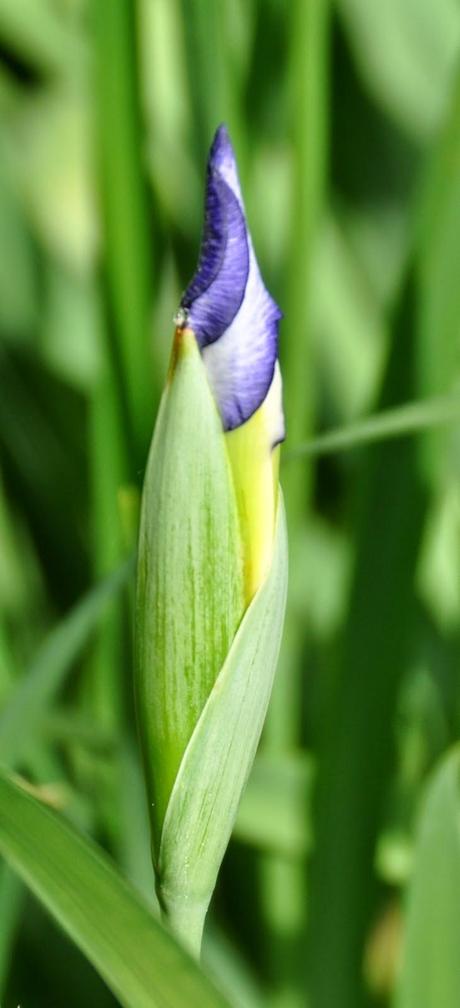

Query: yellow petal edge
[[226, 398, 279, 605]]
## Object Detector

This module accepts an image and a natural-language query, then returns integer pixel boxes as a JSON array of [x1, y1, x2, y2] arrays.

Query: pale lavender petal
[[178, 124, 284, 436]]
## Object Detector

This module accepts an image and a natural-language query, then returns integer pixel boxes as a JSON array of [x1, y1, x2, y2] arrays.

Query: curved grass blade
[[0, 770, 229, 1008], [284, 392, 460, 461]]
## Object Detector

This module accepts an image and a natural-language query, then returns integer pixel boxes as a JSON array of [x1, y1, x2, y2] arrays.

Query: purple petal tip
[[209, 124, 237, 172], [179, 126, 283, 435]]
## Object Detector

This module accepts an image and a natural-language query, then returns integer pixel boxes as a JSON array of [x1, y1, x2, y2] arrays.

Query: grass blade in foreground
[[396, 746, 460, 1008], [0, 771, 229, 1008]]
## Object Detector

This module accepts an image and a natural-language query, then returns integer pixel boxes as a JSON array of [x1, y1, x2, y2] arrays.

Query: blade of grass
[[0, 770, 229, 1008], [308, 65, 460, 1001], [262, 2, 330, 1006], [81, 280, 135, 858], [281, 0, 330, 522], [414, 67, 460, 726], [87, 373, 128, 733], [307, 269, 427, 1008], [284, 392, 460, 460], [417, 73, 460, 434], [92, 0, 155, 466], [413, 65, 460, 669]]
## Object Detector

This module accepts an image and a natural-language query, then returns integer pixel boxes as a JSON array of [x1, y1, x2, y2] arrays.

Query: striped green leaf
[[0, 770, 229, 1008]]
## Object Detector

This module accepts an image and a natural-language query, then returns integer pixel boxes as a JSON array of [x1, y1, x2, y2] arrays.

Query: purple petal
[[181, 172, 249, 346], [179, 124, 283, 435]]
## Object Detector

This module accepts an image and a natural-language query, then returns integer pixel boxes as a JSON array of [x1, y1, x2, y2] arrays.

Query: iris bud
[[135, 126, 287, 955]]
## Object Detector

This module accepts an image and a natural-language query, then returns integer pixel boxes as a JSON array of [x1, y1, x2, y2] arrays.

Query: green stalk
[[89, 0, 154, 822], [282, 0, 330, 525], [262, 2, 330, 1006], [307, 66, 460, 1008], [88, 370, 127, 734], [92, 0, 155, 468], [307, 270, 427, 1008]]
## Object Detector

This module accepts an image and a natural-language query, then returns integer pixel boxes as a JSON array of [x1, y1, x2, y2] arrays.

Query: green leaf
[[136, 332, 244, 844], [395, 746, 460, 1008], [306, 269, 428, 1008], [0, 558, 133, 765], [92, 0, 157, 459], [157, 499, 288, 953], [0, 770, 229, 1008]]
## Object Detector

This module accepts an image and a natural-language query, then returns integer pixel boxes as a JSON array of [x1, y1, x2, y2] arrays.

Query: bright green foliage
[[0, 771, 229, 1008], [396, 747, 460, 1008]]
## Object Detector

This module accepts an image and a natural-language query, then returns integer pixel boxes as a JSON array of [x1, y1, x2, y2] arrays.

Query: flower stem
[[158, 888, 207, 961]]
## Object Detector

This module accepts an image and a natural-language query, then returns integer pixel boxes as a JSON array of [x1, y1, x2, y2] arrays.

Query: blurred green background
[[1, 0, 460, 1006]]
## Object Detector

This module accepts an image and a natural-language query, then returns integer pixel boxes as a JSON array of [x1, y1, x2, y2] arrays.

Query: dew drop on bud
[[173, 306, 189, 328]]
